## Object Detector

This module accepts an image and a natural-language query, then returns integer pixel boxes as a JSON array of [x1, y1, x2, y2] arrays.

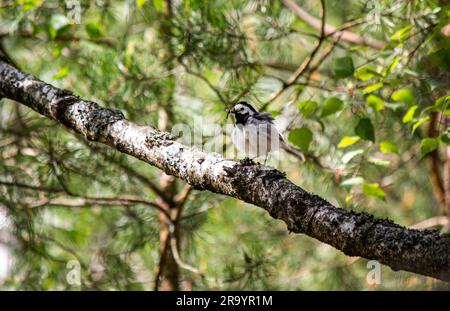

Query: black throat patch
[[235, 112, 250, 125]]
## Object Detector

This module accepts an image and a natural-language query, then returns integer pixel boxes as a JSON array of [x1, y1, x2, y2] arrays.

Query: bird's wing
[[254, 112, 275, 123], [244, 113, 274, 125]]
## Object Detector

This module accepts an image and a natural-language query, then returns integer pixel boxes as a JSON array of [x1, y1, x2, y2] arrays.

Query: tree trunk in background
[[156, 0, 180, 291], [428, 112, 446, 214], [444, 115, 450, 218], [156, 174, 179, 291]]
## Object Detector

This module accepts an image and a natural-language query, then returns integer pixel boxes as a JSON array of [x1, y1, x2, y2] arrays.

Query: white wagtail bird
[[228, 101, 305, 163]]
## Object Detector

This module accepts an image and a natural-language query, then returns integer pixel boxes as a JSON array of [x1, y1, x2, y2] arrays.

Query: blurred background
[[0, 0, 449, 290]]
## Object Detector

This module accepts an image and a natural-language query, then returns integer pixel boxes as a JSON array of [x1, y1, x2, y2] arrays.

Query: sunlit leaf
[[392, 88, 414, 105], [402, 105, 418, 123], [153, 0, 163, 11], [20, 0, 44, 12], [412, 116, 430, 133], [390, 25, 413, 42], [52, 67, 69, 80], [288, 128, 313, 152], [435, 95, 449, 109], [345, 195, 353, 204], [354, 65, 381, 81], [380, 141, 398, 154], [383, 56, 400, 77], [137, 0, 147, 8], [366, 94, 384, 111], [363, 183, 385, 200], [363, 82, 383, 94], [338, 136, 360, 148]]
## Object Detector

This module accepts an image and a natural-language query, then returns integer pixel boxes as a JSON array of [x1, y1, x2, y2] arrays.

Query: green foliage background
[[0, 0, 449, 290]]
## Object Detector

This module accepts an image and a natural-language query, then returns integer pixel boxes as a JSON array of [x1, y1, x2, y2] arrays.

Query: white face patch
[[233, 103, 254, 115]]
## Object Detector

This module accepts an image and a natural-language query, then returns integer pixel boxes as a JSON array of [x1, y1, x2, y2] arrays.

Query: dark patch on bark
[[84, 106, 125, 141], [197, 158, 205, 164], [145, 130, 175, 148], [52, 92, 80, 128]]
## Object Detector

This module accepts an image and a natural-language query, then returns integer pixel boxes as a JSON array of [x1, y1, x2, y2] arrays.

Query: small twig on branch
[[168, 223, 202, 275], [0, 179, 171, 219]]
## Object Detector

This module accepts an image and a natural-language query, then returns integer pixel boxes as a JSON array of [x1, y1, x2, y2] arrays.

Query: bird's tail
[[280, 140, 306, 163]]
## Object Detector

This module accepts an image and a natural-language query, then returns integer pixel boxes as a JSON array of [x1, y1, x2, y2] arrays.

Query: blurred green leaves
[[85, 23, 105, 39], [334, 56, 354, 79], [380, 141, 398, 154], [354, 65, 382, 81], [363, 82, 383, 94], [342, 149, 364, 163], [298, 100, 318, 118], [366, 95, 384, 111], [48, 14, 71, 39], [402, 105, 418, 123], [420, 137, 440, 157], [392, 89, 414, 105], [288, 127, 313, 152], [340, 177, 363, 188], [18, 0, 44, 12], [52, 67, 69, 80], [355, 118, 375, 142], [412, 116, 430, 133], [152, 0, 164, 11], [390, 25, 413, 42], [321, 97, 344, 117], [362, 183, 385, 200]]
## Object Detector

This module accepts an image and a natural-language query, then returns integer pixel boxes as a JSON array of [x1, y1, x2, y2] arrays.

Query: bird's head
[[227, 101, 257, 120]]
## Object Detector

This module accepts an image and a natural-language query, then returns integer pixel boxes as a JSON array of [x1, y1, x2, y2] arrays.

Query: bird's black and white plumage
[[229, 101, 305, 162]]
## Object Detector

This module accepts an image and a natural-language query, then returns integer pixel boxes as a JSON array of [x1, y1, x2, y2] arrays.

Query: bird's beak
[[226, 106, 235, 119]]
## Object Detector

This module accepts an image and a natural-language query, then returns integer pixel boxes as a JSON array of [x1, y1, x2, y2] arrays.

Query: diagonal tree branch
[[0, 60, 449, 281], [261, 0, 329, 111], [282, 0, 385, 50]]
